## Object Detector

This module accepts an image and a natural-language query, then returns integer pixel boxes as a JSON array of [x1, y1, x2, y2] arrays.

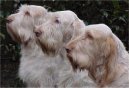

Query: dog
[[6, 5, 59, 87], [34, 10, 95, 87], [34, 10, 86, 55], [65, 24, 129, 87]]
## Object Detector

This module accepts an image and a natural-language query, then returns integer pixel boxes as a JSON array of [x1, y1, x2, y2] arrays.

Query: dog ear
[[94, 35, 117, 85], [71, 19, 85, 37], [63, 18, 85, 43], [102, 35, 116, 59], [72, 19, 85, 30]]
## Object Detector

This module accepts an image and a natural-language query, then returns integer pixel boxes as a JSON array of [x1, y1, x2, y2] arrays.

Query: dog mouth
[[67, 53, 86, 71], [6, 23, 11, 29], [67, 53, 79, 71], [34, 31, 42, 37], [6, 24, 22, 43]]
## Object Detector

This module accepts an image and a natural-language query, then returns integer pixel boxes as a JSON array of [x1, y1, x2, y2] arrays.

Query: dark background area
[[0, 0, 129, 87]]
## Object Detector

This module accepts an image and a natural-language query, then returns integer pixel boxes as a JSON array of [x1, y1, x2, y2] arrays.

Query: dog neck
[[20, 39, 42, 56]]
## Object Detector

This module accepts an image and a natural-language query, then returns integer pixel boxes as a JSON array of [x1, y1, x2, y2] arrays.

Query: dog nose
[[65, 47, 71, 53], [6, 17, 13, 23], [34, 30, 42, 37]]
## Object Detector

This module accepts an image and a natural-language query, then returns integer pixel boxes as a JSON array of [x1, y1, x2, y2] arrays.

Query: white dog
[[34, 11, 95, 87], [6, 5, 57, 87], [65, 24, 129, 87]]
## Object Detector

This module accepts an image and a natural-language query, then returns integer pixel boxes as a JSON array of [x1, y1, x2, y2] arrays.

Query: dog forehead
[[19, 5, 46, 11], [52, 10, 77, 22], [85, 24, 112, 36], [19, 5, 47, 16]]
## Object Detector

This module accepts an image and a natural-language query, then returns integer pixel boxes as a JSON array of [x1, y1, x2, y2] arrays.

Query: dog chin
[[7, 24, 22, 43], [67, 53, 87, 72], [36, 39, 57, 56]]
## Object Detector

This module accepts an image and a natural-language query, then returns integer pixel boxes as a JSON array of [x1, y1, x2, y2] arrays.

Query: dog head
[[34, 10, 85, 55], [66, 24, 129, 87], [65, 24, 117, 71], [6, 5, 48, 44]]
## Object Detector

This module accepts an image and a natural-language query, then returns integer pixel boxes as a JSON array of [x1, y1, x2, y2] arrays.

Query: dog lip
[[66, 53, 72, 57], [6, 24, 11, 30], [67, 53, 78, 71], [6, 18, 13, 23]]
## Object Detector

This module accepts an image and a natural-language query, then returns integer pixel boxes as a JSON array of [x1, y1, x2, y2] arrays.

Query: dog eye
[[55, 19, 60, 24]]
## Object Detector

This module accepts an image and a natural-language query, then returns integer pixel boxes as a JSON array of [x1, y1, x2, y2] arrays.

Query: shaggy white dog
[[6, 5, 94, 87], [6, 5, 56, 87], [34, 11, 95, 87], [65, 24, 129, 87]]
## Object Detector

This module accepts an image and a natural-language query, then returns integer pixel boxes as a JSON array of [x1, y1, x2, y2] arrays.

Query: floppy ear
[[72, 19, 85, 30], [63, 19, 85, 43], [101, 35, 117, 85], [71, 19, 85, 37], [101, 35, 116, 59], [92, 35, 117, 86]]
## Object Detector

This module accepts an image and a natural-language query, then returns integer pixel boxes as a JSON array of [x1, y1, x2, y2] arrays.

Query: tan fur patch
[[100, 35, 117, 86]]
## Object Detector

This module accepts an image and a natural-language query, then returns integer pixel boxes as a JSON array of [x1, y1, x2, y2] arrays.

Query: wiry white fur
[[34, 10, 95, 87], [6, 5, 62, 87], [71, 18, 86, 39]]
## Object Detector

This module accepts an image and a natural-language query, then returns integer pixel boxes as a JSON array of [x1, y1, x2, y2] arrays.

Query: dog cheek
[[77, 53, 91, 68]]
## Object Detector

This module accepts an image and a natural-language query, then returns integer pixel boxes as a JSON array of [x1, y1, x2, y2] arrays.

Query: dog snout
[[66, 48, 71, 53], [34, 29, 42, 37], [65, 46, 71, 53], [34, 30, 42, 37], [6, 16, 13, 23]]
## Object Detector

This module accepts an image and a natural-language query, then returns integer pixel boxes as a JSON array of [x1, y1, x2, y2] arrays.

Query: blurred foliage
[[0, 0, 129, 87]]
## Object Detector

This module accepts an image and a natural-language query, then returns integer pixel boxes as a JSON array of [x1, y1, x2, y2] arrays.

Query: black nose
[[34, 31, 42, 37], [6, 18, 13, 23], [66, 48, 71, 53]]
